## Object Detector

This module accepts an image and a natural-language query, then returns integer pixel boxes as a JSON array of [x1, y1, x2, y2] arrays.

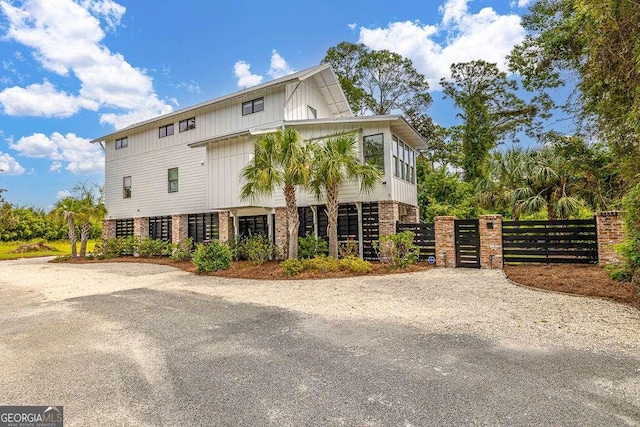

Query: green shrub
[[191, 240, 232, 273], [231, 234, 249, 261], [137, 237, 171, 257], [301, 255, 340, 273], [298, 233, 328, 259], [244, 233, 274, 265], [610, 184, 640, 286], [170, 237, 193, 261], [280, 258, 304, 276], [373, 231, 419, 269], [339, 256, 372, 273], [101, 236, 139, 258], [339, 239, 359, 258]]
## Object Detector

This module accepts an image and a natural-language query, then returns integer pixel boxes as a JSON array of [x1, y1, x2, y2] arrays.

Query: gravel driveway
[[1, 258, 639, 425]]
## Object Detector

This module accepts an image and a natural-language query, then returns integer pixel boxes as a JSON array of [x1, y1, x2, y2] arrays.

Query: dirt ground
[[61, 257, 637, 308]]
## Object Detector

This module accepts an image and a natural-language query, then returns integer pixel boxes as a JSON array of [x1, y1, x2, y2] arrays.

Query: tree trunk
[[284, 183, 299, 259], [326, 183, 339, 258], [79, 221, 90, 257], [67, 215, 77, 258]]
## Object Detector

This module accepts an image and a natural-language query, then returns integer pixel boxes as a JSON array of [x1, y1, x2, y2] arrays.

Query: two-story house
[[92, 64, 427, 259]]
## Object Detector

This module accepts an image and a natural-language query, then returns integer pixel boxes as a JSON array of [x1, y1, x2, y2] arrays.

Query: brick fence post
[[102, 219, 116, 240], [479, 214, 503, 269], [172, 214, 188, 243], [596, 211, 625, 266], [435, 216, 456, 268]]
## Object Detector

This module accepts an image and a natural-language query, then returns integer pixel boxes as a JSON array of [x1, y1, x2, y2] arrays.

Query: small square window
[[115, 137, 128, 149], [242, 98, 264, 116], [123, 176, 132, 199], [168, 168, 178, 193], [159, 124, 174, 138], [179, 117, 196, 132]]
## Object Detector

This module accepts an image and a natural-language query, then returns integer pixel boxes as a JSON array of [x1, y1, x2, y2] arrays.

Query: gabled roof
[[90, 63, 351, 143]]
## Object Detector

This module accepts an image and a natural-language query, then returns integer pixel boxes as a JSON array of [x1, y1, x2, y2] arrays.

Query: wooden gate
[[455, 219, 480, 268]]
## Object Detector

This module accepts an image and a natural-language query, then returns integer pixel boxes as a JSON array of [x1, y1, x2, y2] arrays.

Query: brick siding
[[434, 216, 456, 268], [596, 211, 625, 266], [478, 214, 503, 269]]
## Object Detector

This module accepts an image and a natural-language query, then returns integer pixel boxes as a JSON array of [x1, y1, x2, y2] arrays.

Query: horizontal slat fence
[[502, 219, 598, 264], [396, 222, 436, 261]]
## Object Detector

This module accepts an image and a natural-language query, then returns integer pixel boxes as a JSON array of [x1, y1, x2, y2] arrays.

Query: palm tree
[[476, 147, 529, 219], [75, 184, 106, 257], [310, 133, 383, 258], [240, 128, 312, 259], [514, 148, 583, 220], [55, 197, 79, 257]]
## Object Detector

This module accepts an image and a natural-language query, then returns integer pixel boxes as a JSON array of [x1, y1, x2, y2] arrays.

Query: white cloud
[[0, 152, 25, 175], [50, 161, 62, 172], [358, 0, 525, 90], [348, 23, 357, 31], [56, 189, 71, 199], [9, 132, 103, 174], [268, 50, 295, 79], [174, 80, 202, 94], [0, 81, 98, 117], [0, 0, 172, 129], [234, 60, 263, 88], [514, 0, 533, 7]]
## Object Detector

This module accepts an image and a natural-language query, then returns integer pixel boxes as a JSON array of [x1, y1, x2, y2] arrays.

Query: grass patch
[[0, 240, 97, 260]]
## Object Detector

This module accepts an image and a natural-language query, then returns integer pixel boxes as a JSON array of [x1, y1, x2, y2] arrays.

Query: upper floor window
[[115, 137, 128, 149], [123, 176, 132, 199], [159, 123, 174, 138], [179, 117, 196, 132], [307, 105, 317, 119], [242, 97, 264, 116], [392, 135, 416, 184], [363, 134, 385, 172], [168, 168, 178, 193]]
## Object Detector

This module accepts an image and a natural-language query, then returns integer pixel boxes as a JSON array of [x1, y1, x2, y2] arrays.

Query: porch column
[[274, 207, 288, 259], [171, 214, 188, 243], [218, 211, 233, 243], [378, 201, 399, 237], [102, 219, 116, 241], [133, 217, 149, 240]]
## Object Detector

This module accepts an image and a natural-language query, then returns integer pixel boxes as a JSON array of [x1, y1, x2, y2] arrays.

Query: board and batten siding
[[105, 144, 208, 220], [284, 80, 333, 120]]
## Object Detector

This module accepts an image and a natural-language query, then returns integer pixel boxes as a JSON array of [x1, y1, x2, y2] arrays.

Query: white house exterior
[[92, 64, 427, 259]]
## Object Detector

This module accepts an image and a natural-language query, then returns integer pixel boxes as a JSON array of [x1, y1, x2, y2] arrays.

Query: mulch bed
[[504, 264, 638, 308], [62, 256, 435, 280], [61, 257, 638, 308]]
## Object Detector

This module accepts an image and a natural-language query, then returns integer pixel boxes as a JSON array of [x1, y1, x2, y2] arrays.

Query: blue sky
[[0, 0, 536, 209]]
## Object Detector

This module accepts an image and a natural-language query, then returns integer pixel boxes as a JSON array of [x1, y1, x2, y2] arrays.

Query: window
[[179, 117, 196, 132], [115, 137, 128, 149], [392, 135, 416, 184], [168, 167, 178, 193], [242, 97, 264, 115], [123, 176, 131, 199], [363, 134, 384, 171], [307, 105, 317, 119], [159, 123, 174, 138]]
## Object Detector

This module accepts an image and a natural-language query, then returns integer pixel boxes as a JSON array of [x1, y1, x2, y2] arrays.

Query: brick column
[[133, 217, 149, 239], [379, 201, 399, 237], [435, 216, 456, 268], [218, 211, 233, 243], [274, 207, 288, 259], [596, 211, 625, 266], [403, 204, 420, 223], [172, 214, 188, 243], [102, 219, 116, 240], [479, 214, 503, 269]]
